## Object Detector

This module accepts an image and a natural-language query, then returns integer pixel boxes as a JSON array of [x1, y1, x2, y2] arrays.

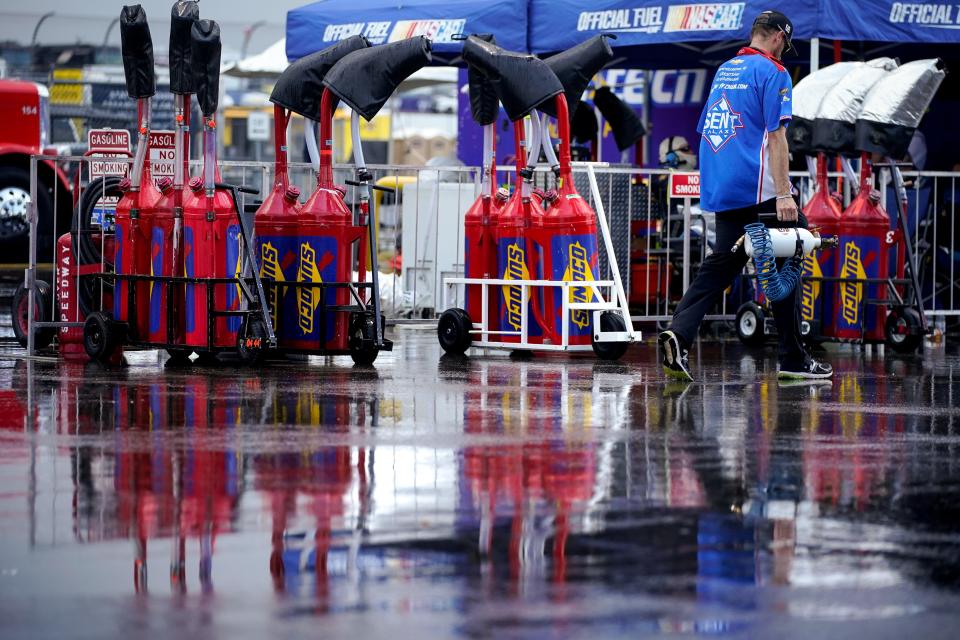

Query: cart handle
[[344, 179, 395, 193], [215, 182, 259, 195]]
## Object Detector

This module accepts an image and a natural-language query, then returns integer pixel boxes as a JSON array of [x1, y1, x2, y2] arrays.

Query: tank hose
[[73, 176, 124, 316], [744, 222, 803, 302]]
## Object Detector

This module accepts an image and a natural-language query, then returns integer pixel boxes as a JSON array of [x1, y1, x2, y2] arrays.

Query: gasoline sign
[[149, 130, 176, 181]]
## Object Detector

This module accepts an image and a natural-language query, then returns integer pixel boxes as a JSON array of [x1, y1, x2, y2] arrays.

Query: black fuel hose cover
[[120, 5, 155, 99], [461, 36, 562, 122], [571, 102, 598, 144], [270, 35, 370, 119], [169, 1, 199, 95], [540, 35, 614, 120], [191, 19, 221, 115], [467, 34, 499, 126], [323, 36, 433, 121], [593, 86, 645, 151]]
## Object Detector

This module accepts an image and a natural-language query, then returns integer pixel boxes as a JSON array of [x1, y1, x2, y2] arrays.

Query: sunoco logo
[[297, 243, 324, 335], [260, 242, 284, 330], [562, 242, 594, 329], [800, 254, 821, 322], [839, 242, 866, 326], [501, 243, 530, 331]]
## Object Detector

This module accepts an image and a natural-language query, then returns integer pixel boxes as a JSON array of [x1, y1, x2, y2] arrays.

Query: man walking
[[658, 10, 832, 381]]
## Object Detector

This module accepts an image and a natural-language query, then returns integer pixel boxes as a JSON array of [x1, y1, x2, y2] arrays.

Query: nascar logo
[[501, 243, 530, 331], [562, 242, 594, 330], [259, 242, 284, 330], [839, 242, 866, 326], [665, 2, 745, 32]]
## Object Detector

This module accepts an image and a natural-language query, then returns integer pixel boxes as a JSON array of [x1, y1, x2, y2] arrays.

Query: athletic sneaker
[[659, 330, 693, 382], [777, 357, 833, 380]]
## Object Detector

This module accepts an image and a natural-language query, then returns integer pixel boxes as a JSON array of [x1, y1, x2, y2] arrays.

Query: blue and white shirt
[[696, 47, 793, 213]]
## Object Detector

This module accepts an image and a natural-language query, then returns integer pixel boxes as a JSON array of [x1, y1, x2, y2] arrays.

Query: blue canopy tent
[[285, 0, 529, 63]]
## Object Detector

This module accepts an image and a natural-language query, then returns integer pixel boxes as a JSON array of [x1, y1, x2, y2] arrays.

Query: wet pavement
[[1, 328, 960, 638]]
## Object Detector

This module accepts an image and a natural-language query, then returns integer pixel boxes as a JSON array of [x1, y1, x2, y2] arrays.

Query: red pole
[[319, 88, 335, 189], [273, 105, 289, 190]]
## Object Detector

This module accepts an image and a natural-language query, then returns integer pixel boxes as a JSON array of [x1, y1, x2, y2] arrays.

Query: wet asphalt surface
[[1, 327, 960, 639]]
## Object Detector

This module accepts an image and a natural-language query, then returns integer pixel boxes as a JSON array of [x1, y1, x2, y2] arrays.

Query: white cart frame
[[441, 164, 641, 353]]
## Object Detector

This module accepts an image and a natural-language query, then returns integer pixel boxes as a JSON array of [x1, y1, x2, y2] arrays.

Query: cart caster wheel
[[885, 307, 923, 354], [12, 280, 55, 349], [237, 316, 267, 365], [165, 348, 193, 365], [349, 312, 380, 366], [83, 311, 120, 363], [437, 308, 473, 355], [736, 302, 766, 347], [592, 311, 630, 361]]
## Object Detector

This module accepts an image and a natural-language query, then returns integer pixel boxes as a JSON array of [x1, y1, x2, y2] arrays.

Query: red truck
[[0, 78, 73, 265]]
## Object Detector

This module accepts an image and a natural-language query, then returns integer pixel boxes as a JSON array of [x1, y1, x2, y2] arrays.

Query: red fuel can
[[290, 186, 365, 351], [254, 183, 302, 347], [147, 178, 176, 343], [800, 155, 843, 339], [182, 179, 243, 348], [834, 158, 895, 342], [494, 189, 545, 343], [114, 173, 163, 340], [464, 188, 508, 326]]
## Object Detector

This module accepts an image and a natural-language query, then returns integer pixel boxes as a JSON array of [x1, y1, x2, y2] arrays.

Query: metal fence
[[25, 154, 960, 347]]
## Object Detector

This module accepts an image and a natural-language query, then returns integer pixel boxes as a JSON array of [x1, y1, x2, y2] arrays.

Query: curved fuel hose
[[73, 176, 124, 316], [743, 222, 803, 302]]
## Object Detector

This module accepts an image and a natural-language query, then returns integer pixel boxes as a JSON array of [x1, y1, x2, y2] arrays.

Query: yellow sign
[[562, 241, 594, 330], [800, 254, 821, 322], [501, 243, 529, 331], [297, 243, 324, 335], [839, 242, 866, 326], [259, 242, 285, 330]]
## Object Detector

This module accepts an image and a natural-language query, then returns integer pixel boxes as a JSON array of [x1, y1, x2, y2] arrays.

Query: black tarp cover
[[120, 5, 155, 99], [191, 19, 221, 115], [540, 35, 613, 120], [467, 34, 499, 126], [593, 86, 645, 151], [461, 36, 562, 122], [323, 37, 433, 122], [169, 1, 198, 95], [270, 36, 370, 119]]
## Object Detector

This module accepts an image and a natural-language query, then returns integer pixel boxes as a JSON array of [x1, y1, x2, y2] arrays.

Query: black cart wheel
[[592, 311, 630, 361], [12, 280, 55, 349], [736, 302, 766, 347], [83, 311, 120, 363], [237, 316, 268, 365], [437, 308, 473, 355], [885, 307, 923, 354], [349, 312, 380, 366]]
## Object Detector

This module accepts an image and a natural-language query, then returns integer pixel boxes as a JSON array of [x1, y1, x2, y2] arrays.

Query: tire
[[736, 302, 766, 347], [236, 315, 267, 365], [591, 311, 630, 361], [349, 312, 380, 366], [885, 307, 923, 354], [83, 311, 120, 363], [0, 166, 55, 264], [11, 280, 55, 349], [437, 308, 473, 355]]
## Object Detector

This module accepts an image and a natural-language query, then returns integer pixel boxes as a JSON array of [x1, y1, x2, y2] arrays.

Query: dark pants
[[670, 198, 808, 366]]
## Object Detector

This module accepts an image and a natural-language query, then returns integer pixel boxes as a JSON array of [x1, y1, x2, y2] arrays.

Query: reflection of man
[[659, 10, 832, 382]]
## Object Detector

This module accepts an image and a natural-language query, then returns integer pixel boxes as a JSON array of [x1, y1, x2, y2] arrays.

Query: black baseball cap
[[753, 10, 795, 55]]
